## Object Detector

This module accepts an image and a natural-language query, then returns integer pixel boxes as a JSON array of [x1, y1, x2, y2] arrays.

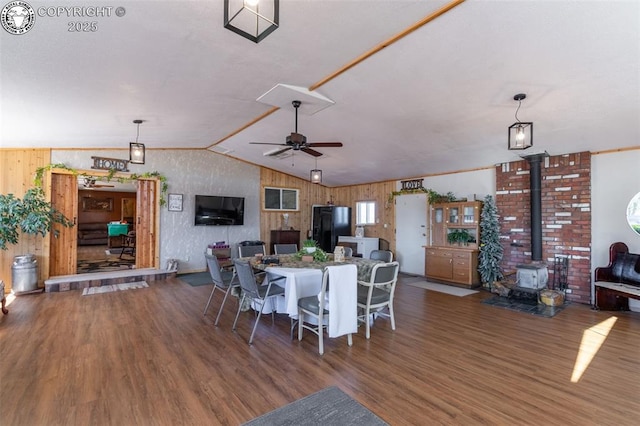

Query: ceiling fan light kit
[[508, 93, 533, 150], [224, 0, 279, 44], [130, 119, 146, 164]]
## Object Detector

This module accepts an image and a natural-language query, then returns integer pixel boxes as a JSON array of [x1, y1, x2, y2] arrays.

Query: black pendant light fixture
[[310, 157, 322, 184], [129, 119, 145, 164], [508, 93, 533, 150], [224, 0, 279, 43]]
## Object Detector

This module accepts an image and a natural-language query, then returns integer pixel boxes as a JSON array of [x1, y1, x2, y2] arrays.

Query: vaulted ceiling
[[1, 1, 638, 187]]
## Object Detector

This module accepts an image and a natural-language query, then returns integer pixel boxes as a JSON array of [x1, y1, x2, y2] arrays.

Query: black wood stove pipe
[[524, 153, 548, 262]]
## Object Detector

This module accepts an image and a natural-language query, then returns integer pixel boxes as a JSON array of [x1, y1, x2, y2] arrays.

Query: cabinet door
[[425, 249, 453, 280], [462, 202, 480, 225], [447, 204, 460, 225], [431, 206, 446, 246]]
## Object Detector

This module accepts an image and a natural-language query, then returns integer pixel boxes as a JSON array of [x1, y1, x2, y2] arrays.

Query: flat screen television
[[195, 195, 245, 226]]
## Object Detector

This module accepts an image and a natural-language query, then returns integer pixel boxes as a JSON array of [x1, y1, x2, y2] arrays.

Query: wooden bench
[[594, 242, 640, 310]]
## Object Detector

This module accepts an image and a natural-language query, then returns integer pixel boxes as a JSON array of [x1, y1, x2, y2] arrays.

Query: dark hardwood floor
[[1, 274, 639, 425]]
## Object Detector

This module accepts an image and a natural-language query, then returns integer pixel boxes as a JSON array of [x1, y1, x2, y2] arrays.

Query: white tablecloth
[[265, 267, 323, 316]]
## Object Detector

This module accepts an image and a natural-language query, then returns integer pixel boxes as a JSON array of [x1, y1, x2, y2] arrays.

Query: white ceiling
[[1, 0, 638, 187]]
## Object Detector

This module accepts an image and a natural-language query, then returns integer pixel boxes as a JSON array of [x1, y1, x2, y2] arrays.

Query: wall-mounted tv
[[195, 195, 245, 226]]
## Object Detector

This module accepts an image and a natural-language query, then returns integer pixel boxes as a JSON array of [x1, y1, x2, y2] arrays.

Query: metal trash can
[[12, 254, 38, 294]]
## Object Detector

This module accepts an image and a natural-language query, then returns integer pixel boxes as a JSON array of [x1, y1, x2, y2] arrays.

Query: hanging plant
[[34, 164, 169, 206]]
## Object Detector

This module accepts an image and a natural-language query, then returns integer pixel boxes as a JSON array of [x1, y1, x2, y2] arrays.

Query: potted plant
[[447, 229, 472, 246], [0, 187, 74, 292], [302, 239, 317, 253], [477, 195, 503, 290]]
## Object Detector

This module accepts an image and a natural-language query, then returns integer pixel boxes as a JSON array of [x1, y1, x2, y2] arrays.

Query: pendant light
[[129, 119, 145, 164], [310, 157, 322, 184], [508, 93, 533, 150], [224, 0, 279, 43]]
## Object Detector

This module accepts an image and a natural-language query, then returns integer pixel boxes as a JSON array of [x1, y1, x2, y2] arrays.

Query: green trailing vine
[[388, 188, 457, 205], [34, 164, 169, 206]]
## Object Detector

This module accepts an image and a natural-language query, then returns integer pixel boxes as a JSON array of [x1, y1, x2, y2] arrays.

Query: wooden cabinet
[[425, 247, 479, 287], [426, 200, 482, 288], [270, 230, 301, 254]]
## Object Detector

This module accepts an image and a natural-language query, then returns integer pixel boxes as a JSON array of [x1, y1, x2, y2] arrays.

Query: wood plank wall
[[260, 168, 397, 253], [0, 149, 52, 292]]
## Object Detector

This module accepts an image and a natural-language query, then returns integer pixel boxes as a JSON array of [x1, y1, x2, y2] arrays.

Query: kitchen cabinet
[[338, 236, 379, 259]]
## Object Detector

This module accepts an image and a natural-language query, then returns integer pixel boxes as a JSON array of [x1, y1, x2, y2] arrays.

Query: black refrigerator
[[312, 206, 351, 253]]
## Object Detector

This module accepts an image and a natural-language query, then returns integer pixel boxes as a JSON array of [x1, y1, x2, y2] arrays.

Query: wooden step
[[44, 268, 177, 292]]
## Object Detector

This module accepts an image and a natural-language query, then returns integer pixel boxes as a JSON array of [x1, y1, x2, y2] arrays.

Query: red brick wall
[[495, 152, 591, 304]]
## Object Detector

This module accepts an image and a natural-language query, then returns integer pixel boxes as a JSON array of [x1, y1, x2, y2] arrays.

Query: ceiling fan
[[82, 178, 114, 188], [250, 100, 343, 157]]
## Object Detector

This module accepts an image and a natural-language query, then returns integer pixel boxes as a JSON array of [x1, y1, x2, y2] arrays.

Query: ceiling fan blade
[[307, 142, 343, 147], [267, 147, 293, 157], [250, 142, 288, 146], [301, 147, 323, 157]]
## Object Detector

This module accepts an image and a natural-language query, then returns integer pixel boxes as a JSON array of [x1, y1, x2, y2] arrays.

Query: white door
[[395, 193, 428, 275]]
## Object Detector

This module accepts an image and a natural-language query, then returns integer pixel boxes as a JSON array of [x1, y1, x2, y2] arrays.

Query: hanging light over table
[[224, 0, 279, 43], [310, 157, 322, 184], [129, 119, 145, 164], [508, 93, 533, 150]]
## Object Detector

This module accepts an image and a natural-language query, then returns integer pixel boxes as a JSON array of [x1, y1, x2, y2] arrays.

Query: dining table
[[246, 254, 383, 317]]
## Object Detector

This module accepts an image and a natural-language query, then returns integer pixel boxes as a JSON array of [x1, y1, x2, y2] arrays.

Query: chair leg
[[203, 286, 217, 316], [318, 322, 324, 355], [248, 300, 264, 345], [347, 333, 353, 347], [232, 294, 246, 331], [362, 307, 370, 339], [389, 304, 396, 331], [298, 311, 304, 341], [214, 285, 235, 326]]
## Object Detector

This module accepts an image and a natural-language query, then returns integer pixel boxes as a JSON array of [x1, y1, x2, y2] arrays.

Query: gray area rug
[[243, 386, 388, 426]]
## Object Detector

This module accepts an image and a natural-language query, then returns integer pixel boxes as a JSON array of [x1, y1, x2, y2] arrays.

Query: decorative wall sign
[[91, 156, 129, 172], [82, 196, 113, 212], [168, 193, 183, 212], [401, 179, 424, 191]]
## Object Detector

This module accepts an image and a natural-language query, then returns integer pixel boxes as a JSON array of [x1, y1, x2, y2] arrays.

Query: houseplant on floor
[[0, 187, 74, 292], [477, 195, 503, 290]]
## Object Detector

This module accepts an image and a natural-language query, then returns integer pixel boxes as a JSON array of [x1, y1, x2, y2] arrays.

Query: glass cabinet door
[[448, 206, 459, 224], [434, 207, 444, 224], [463, 205, 475, 224]]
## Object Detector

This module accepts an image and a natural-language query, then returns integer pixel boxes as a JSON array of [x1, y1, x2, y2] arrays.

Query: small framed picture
[[168, 193, 183, 212]]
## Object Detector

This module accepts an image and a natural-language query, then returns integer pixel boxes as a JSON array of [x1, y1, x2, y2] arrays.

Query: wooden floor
[[1, 274, 639, 425]]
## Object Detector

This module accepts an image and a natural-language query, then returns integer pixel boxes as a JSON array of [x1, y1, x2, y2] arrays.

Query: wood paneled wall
[[0, 149, 52, 292], [260, 168, 397, 253]]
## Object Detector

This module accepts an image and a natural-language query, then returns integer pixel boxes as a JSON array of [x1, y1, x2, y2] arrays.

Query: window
[[263, 187, 299, 211], [356, 201, 376, 225]]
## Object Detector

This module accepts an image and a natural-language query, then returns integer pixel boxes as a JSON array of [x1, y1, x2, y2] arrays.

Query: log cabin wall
[[260, 168, 397, 253], [0, 149, 52, 293]]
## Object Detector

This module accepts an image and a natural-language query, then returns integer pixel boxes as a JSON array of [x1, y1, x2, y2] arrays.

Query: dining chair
[[357, 261, 400, 339], [369, 249, 393, 262], [274, 243, 298, 255], [238, 241, 266, 258], [297, 264, 358, 355], [232, 259, 286, 345], [119, 231, 136, 259], [203, 253, 238, 326]]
